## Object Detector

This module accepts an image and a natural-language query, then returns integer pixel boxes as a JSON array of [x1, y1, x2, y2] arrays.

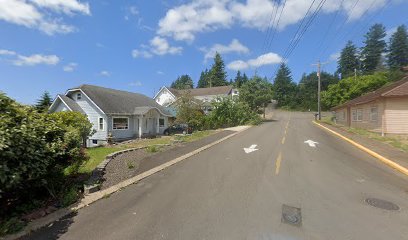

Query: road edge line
[[5, 126, 252, 240], [312, 121, 408, 176]]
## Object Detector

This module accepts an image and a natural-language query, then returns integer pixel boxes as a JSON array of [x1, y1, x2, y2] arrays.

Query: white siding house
[[49, 85, 172, 147], [154, 86, 237, 112]]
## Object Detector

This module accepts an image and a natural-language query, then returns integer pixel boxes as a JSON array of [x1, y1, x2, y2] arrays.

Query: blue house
[[49, 84, 172, 147]]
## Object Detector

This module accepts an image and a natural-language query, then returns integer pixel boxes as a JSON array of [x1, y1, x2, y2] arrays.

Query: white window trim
[[112, 117, 129, 130], [352, 109, 357, 122], [159, 118, 165, 127], [370, 106, 378, 122], [356, 108, 363, 122], [99, 117, 104, 131]]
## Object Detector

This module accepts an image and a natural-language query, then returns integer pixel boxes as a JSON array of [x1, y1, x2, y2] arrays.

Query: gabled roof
[[68, 84, 171, 116], [168, 85, 233, 97], [58, 94, 85, 114], [332, 76, 408, 110]]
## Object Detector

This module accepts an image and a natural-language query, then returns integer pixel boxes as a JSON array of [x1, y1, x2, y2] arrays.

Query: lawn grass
[[174, 130, 216, 142], [79, 147, 124, 173], [319, 119, 408, 153]]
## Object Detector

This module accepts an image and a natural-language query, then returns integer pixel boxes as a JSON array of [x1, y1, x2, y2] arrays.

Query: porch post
[[156, 113, 160, 134], [138, 115, 143, 138]]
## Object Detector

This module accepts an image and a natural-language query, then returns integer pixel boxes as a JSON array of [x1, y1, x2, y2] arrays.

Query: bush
[[0, 93, 93, 221], [205, 97, 261, 128], [146, 145, 158, 153], [0, 217, 25, 236], [60, 187, 79, 207], [321, 72, 390, 109]]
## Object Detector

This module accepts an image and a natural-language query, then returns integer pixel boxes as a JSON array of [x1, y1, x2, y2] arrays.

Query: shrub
[[60, 187, 79, 207], [0, 93, 93, 221], [146, 145, 158, 153], [205, 97, 261, 128], [0, 217, 25, 236]]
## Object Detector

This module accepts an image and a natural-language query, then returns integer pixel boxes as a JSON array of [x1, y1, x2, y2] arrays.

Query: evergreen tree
[[197, 69, 210, 88], [233, 71, 243, 88], [170, 75, 194, 89], [273, 63, 297, 107], [239, 76, 273, 117], [298, 71, 339, 111], [208, 52, 228, 87], [35, 91, 52, 113], [387, 25, 408, 69], [337, 41, 359, 79], [361, 24, 387, 74], [242, 73, 249, 85]]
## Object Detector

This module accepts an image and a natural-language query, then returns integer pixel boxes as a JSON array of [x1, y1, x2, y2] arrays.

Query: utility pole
[[312, 60, 329, 120], [354, 68, 357, 81]]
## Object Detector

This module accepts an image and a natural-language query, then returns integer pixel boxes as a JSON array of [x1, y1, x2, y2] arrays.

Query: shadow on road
[[19, 212, 77, 240]]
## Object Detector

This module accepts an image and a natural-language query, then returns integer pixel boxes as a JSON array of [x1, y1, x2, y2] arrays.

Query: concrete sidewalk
[[320, 122, 408, 170]]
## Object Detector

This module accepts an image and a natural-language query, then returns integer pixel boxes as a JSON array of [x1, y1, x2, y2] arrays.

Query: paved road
[[24, 111, 408, 240]]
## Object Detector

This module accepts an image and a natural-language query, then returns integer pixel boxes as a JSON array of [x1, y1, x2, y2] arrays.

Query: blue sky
[[1, 0, 408, 104]]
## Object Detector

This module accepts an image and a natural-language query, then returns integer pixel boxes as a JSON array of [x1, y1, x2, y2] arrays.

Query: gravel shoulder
[[101, 130, 235, 189]]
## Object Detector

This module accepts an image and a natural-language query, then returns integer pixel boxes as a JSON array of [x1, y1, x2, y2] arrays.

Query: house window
[[159, 118, 165, 127], [112, 118, 129, 130], [92, 140, 98, 145], [352, 109, 357, 121], [99, 118, 104, 130], [77, 93, 82, 100], [357, 109, 363, 121], [370, 107, 378, 121]]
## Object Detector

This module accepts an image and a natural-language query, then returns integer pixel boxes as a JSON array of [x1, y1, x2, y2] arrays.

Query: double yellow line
[[276, 118, 290, 175]]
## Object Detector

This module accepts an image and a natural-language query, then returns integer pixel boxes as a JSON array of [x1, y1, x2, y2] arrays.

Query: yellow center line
[[281, 136, 286, 144], [275, 151, 282, 175]]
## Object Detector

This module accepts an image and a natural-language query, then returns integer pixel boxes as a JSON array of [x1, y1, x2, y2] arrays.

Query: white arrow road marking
[[244, 144, 259, 153], [304, 140, 319, 148]]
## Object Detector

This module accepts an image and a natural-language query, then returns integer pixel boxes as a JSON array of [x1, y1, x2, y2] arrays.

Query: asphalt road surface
[[24, 111, 408, 240]]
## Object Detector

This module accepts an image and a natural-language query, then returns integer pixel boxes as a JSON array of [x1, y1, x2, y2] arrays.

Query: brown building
[[332, 76, 408, 135]]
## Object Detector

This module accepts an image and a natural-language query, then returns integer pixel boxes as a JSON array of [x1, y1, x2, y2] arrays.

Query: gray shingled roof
[[168, 85, 233, 97], [75, 84, 171, 116], [58, 94, 85, 114]]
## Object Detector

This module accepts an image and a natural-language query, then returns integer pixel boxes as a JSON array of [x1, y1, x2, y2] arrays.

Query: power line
[[260, 1, 278, 56], [314, 0, 346, 55], [271, 0, 327, 79], [265, 0, 288, 52], [319, 0, 360, 58]]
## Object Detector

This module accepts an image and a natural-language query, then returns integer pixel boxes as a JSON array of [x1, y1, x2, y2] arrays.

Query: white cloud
[[0, 48, 60, 66], [29, 0, 90, 15], [157, 70, 164, 75], [227, 60, 249, 71], [132, 49, 153, 58], [157, 0, 233, 42], [0, 49, 17, 55], [132, 36, 182, 58], [0, 0, 90, 35], [157, 0, 391, 42], [63, 62, 77, 72], [201, 39, 249, 61], [129, 81, 142, 87], [100, 70, 110, 77], [227, 52, 282, 70], [150, 36, 182, 55], [13, 54, 60, 66], [129, 6, 139, 15], [329, 52, 340, 62]]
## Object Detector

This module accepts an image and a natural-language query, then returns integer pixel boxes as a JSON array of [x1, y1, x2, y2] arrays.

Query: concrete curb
[[5, 126, 251, 240], [313, 121, 408, 176]]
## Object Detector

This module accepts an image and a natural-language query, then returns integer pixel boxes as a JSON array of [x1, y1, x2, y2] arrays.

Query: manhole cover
[[282, 204, 302, 226], [365, 198, 400, 211]]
